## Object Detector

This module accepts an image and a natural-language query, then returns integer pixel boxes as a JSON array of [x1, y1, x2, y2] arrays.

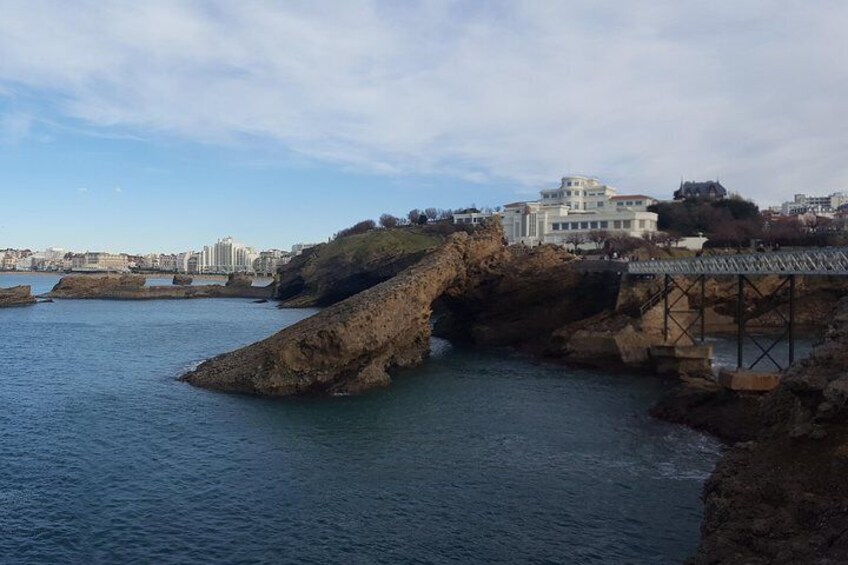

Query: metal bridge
[[628, 247, 848, 276], [626, 248, 848, 372]]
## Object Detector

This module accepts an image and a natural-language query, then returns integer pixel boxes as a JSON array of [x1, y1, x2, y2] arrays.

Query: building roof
[[674, 180, 728, 200]]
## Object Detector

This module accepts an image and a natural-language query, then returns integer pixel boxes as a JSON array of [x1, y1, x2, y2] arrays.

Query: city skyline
[[2, 2, 847, 251]]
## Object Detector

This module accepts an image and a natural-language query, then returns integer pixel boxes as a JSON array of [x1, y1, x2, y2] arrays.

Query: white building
[[455, 176, 660, 247], [198, 236, 258, 273], [254, 249, 292, 275], [780, 192, 848, 215]]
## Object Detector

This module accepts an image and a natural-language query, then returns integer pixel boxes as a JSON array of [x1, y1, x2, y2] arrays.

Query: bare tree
[[564, 233, 586, 251], [379, 214, 400, 229], [407, 209, 422, 224], [587, 230, 610, 250], [424, 208, 438, 221]]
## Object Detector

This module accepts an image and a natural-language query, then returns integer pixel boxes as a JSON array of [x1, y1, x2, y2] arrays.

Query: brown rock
[[181, 224, 505, 396], [0, 285, 36, 308]]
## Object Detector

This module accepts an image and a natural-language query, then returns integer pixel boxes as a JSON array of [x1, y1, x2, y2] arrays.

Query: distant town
[[0, 237, 321, 276], [3, 176, 847, 274]]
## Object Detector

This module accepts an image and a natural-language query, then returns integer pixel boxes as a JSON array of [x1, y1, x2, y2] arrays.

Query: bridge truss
[[628, 248, 848, 371]]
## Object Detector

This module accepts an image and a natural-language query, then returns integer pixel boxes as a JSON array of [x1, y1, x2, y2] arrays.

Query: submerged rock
[[0, 285, 36, 308], [172, 274, 193, 285]]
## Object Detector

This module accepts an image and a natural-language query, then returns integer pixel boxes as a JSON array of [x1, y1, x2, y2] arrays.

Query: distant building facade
[[254, 249, 292, 275], [780, 192, 848, 215], [455, 176, 660, 247], [673, 180, 728, 201], [199, 236, 258, 274], [71, 252, 130, 272], [291, 243, 319, 256]]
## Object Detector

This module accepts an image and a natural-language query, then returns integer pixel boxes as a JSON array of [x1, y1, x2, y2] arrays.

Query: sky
[[1, 1, 846, 253]]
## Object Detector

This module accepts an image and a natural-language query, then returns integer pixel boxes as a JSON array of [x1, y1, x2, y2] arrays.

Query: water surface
[[1, 274, 721, 564]]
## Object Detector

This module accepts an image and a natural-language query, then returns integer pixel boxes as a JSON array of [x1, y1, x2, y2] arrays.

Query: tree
[[564, 233, 586, 251], [587, 230, 610, 250], [424, 208, 438, 221], [335, 219, 376, 239], [379, 214, 400, 229], [407, 209, 422, 224]]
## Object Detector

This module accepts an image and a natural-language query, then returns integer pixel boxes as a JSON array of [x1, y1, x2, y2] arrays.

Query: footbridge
[[628, 248, 848, 372]]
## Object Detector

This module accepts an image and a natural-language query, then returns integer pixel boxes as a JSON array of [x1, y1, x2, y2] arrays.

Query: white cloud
[[0, 1, 846, 204]]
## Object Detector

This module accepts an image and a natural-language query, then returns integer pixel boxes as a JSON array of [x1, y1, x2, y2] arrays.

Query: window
[[570, 222, 579, 230], [566, 191, 571, 196], [623, 220, 631, 229], [626, 201, 633, 206], [635, 201, 643, 206], [580, 222, 589, 229], [638, 220, 645, 228], [600, 221, 608, 228], [552, 223, 559, 230], [566, 181, 572, 187], [613, 220, 621, 229], [597, 202, 604, 207], [617, 202, 623, 206], [590, 221, 598, 229]]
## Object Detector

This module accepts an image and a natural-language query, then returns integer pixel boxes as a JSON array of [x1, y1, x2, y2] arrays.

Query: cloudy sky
[[1, 1, 846, 252]]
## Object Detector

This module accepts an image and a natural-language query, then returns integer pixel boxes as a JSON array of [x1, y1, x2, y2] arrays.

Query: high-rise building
[[198, 236, 258, 273]]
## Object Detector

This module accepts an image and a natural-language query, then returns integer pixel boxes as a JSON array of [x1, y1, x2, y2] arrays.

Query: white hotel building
[[456, 176, 659, 246]]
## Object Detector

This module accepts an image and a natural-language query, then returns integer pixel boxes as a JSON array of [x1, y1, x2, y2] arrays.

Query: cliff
[[181, 224, 504, 395], [0, 285, 37, 307], [48, 275, 273, 300], [687, 296, 848, 564], [275, 227, 450, 307]]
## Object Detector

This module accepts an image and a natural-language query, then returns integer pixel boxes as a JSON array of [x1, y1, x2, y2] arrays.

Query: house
[[673, 180, 728, 201]]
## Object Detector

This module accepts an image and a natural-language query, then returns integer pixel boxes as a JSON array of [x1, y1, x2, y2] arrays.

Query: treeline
[[333, 207, 484, 239], [648, 196, 848, 248]]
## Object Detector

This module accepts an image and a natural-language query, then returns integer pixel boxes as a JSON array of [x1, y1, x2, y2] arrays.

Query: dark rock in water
[[225, 273, 252, 288], [172, 274, 193, 286], [252, 299, 268, 304], [0, 285, 37, 308]]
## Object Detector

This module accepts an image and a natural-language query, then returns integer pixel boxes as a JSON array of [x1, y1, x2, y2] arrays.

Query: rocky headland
[[47, 273, 273, 300], [181, 225, 504, 395], [0, 285, 37, 308]]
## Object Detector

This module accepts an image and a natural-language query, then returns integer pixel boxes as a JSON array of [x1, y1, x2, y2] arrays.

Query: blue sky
[[1, 1, 846, 253]]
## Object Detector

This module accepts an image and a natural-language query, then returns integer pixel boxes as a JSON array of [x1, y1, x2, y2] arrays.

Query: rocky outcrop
[[275, 227, 449, 307], [48, 275, 272, 300], [181, 224, 504, 396], [688, 296, 848, 565], [433, 245, 624, 355], [172, 274, 193, 285], [0, 285, 36, 307], [225, 273, 253, 288]]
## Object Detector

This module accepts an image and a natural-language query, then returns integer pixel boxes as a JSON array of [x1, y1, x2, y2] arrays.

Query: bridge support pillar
[[734, 274, 797, 372]]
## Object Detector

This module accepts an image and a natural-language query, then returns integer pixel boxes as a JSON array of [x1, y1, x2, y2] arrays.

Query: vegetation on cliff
[[275, 225, 460, 307]]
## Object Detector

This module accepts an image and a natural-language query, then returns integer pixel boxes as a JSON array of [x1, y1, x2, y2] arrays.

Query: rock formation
[[687, 296, 848, 564], [275, 226, 451, 307], [172, 274, 193, 285], [181, 224, 504, 396], [0, 285, 37, 308], [48, 275, 272, 300]]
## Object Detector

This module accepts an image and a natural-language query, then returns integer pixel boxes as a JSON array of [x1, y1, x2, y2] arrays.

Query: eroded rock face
[[689, 296, 848, 565], [172, 275, 193, 285], [50, 275, 146, 298], [225, 273, 253, 288], [181, 225, 505, 396], [0, 285, 36, 308]]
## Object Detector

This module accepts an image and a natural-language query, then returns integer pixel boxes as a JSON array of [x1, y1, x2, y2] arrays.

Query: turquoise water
[[1, 274, 721, 564]]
